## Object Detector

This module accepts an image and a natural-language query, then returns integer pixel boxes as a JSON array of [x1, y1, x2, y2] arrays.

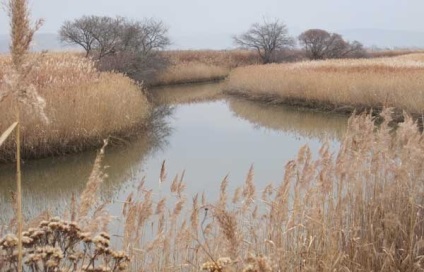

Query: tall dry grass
[[224, 54, 424, 116], [151, 50, 260, 86], [0, 53, 151, 162], [2, 109, 424, 271], [116, 109, 424, 271], [162, 50, 260, 68], [152, 62, 230, 86], [153, 48, 418, 87], [2, 0, 45, 269], [367, 49, 424, 58]]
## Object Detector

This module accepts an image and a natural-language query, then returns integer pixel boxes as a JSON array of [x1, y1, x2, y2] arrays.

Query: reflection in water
[[227, 97, 347, 141], [150, 82, 224, 105], [0, 82, 349, 230], [0, 106, 172, 224]]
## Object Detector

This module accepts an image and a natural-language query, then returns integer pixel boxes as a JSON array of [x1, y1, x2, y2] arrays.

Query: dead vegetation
[[224, 54, 424, 117], [0, 52, 151, 162], [150, 50, 260, 86]]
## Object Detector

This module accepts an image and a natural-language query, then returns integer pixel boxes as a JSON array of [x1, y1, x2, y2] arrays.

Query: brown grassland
[[224, 53, 424, 117], [0, 53, 151, 162]]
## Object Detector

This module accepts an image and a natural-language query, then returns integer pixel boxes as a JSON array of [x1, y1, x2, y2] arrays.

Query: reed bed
[[117, 109, 424, 271], [367, 49, 424, 58], [224, 54, 424, 116], [152, 62, 230, 86], [151, 50, 260, 86], [3, 109, 424, 271], [152, 49, 421, 87], [0, 53, 151, 162], [162, 50, 260, 68]]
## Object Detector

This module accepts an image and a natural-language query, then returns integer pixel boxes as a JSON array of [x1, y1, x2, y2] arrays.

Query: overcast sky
[[0, 0, 423, 49]]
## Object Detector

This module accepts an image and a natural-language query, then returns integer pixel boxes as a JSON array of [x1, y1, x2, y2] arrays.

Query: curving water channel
[[0, 82, 348, 226]]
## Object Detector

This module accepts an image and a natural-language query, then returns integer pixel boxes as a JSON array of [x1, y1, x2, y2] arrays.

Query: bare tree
[[59, 16, 98, 57], [298, 29, 366, 60], [59, 16, 170, 60], [89, 16, 124, 59], [59, 16, 171, 84], [234, 19, 294, 64], [118, 18, 170, 55]]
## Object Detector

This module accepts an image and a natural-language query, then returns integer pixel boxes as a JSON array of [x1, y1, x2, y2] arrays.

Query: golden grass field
[[0, 52, 151, 162], [224, 53, 424, 116]]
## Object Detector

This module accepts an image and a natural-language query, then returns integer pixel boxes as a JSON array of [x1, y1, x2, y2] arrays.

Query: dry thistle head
[[201, 257, 234, 272], [243, 254, 272, 272]]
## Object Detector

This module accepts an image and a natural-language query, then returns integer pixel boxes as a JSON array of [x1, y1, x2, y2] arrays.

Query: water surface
[[0, 82, 348, 226]]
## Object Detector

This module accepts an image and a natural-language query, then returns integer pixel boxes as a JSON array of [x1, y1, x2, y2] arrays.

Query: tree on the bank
[[233, 19, 295, 64], [298, 29, 366, 60], [59, 16, 170, 60], [59, 16, 171, 84]]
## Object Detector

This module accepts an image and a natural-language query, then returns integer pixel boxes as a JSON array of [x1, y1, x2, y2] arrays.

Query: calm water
[[0, 82, 348, 225]]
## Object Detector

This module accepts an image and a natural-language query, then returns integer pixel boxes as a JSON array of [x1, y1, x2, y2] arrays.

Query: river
[[0, 82, 348, 228]]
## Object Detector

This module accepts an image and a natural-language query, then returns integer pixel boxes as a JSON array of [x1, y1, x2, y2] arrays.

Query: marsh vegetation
[[0, 53, 150, 162], [225, 53, 424, 118], [2, 0, 424, 271]]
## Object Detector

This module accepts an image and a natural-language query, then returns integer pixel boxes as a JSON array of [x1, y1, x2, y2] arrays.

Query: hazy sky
[[0, 0, 423, 49]]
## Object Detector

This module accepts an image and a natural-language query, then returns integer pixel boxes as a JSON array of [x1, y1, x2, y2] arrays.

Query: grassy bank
[[0, 53, 151, 162], [152, 62, 230, 86], [150, 50, 260, 86], [2, 110, 424, 271], [224, 54, 424, 118]]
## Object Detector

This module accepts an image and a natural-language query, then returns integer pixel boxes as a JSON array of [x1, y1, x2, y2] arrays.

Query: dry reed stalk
[[242, 165, 256, 211], [155, 197, 167, 215], [170, 174, 179, 193], [78, 140, 108, 219], [0, 122, 17, 147], [214, 208, 240, 260], [3, 0, 45, 270], [160, 160, 167, 183], [218, 175, 229, 209], [15, 108, 22, 272], [190, 194, 200, 231]]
